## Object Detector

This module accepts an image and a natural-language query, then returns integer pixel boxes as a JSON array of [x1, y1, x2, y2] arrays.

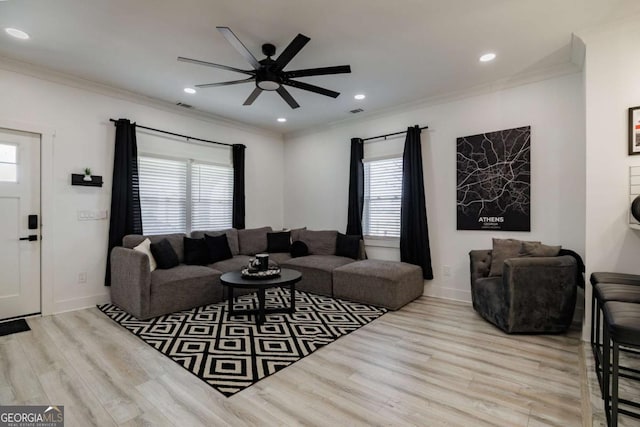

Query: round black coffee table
[[220, 268, 302, 325]]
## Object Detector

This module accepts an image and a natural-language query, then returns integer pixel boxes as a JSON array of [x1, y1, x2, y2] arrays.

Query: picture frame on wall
[[629, 106, 640, 155]]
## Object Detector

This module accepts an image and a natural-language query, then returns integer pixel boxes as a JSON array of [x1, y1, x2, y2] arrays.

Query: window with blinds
[[363, 156, 403, 238], [138, 156, 233, 235], [191, 162, 233, 231]]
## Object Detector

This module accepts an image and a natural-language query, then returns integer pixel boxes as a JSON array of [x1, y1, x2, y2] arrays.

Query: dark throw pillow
[[150, 238, 179, 269], [204, 233, 233, 263], [290, 240, 309, 258], [336, 233, 360, 260], [267, 231, 291, 253], [183, 236, 210, 265]]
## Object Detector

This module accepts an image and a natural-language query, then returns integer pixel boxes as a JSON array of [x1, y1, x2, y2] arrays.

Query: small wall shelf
[[71, 174, 103, 187]]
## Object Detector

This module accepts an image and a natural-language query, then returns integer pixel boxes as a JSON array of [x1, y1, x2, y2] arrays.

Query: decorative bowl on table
[[241, 266, 281, 279]]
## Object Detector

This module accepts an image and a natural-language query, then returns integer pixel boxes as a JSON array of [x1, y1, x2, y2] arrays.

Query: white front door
[[0, 128, 40, 320]]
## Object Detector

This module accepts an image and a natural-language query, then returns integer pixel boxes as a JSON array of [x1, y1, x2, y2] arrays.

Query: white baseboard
[[423, 283, 471, 303], [53, 293, 111, 315]]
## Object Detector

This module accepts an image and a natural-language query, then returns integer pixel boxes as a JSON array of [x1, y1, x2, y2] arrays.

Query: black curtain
[[346, 138, 364, 237], [400, 125, 433, 279], [105, 119, 143, 285], [232, 144, 246, 229]]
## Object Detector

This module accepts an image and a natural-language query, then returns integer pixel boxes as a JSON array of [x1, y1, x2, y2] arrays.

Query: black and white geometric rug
[[98, 288, 386, 397]]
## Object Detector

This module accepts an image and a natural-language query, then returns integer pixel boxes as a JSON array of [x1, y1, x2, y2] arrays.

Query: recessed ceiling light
[[5, 28, 30, 40], [354, 94, 366, 100], [277, 117, 287, 123], [183, 87, 196, 94], [479, 53, 496, 63]]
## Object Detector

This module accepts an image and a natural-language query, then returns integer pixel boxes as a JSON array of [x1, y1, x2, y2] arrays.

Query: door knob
[[19, 235, 38, 241]]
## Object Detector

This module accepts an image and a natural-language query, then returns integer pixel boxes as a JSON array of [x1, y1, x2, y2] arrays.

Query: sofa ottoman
[[333, 260, 423, 310]]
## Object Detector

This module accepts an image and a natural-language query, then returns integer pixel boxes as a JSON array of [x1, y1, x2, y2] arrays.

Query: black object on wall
[[632, 196, 640, 222], [71, 174, 103, 187], [346, 138, 364, 237], [105, 119, 143, 286], [400, 125, 433, 280], [232, 144, 246, 229]]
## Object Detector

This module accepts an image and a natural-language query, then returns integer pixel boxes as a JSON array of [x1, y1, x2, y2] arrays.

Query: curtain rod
[[109, 118, 234, 148], [362, 125, 429, 142]]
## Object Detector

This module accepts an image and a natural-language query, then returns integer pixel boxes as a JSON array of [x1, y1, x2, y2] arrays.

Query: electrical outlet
[[442, 265, 451, 277], [78, 272, 87, 284]]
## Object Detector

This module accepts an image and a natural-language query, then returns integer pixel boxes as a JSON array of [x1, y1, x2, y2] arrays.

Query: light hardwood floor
[[0, 297, 586, 426]]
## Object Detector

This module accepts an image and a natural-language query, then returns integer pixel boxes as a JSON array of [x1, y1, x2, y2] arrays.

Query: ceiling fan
[[177, 27, 351, 109]]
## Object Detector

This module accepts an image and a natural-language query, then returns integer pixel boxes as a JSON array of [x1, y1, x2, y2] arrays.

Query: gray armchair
[[469, 249, 578, 334]]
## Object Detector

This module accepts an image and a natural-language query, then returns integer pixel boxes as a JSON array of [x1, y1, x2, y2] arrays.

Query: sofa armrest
[[469, 250, 492, 286], [109, 247, 151, 319], [503, 255, 577, 332]]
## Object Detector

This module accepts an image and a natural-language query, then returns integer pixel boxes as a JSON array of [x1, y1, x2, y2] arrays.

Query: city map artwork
[[456, 126, 531, 231]]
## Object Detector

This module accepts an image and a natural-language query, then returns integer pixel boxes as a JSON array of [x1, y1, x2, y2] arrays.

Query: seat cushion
[[281, 255, 354, 296], [268, 252, 292, 265], [590, 272, 640, 287], [603, 301, 640, 346], [333, 260, 423, 310], [595, 283, 640, 303], [208, 255, 252, 273]]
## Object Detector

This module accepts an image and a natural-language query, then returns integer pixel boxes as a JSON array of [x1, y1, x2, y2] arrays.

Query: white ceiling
[[1, 0, 638, 134]]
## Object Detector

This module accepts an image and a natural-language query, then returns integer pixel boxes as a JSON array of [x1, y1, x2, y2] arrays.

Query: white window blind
[[139, 156, 187, 235], [363, 157, 403, 238], [191, 162, 233, 231]]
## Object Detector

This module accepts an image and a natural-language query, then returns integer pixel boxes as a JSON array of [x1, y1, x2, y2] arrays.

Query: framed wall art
[[456, 126, 531, 231], [629, 106, 640, 155]]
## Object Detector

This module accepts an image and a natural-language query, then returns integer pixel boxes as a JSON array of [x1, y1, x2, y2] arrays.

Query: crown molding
[[573, 12, 640, 42], [284, 61, 580, 141], [0, 55, 281, 140]]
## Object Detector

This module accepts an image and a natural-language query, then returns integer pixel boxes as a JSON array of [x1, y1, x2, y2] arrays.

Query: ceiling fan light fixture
[[5, 27, 30, 40], [354, 94, 366, 100], [257, 80, 280, 91], [183, 87, 196, 94], [479, 52, 496, 62], [277, 117, 287, 123]]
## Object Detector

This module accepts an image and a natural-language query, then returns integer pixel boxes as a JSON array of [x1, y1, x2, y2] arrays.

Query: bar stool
[[602, 301, 640, 426], [590, 273, 640, 392]]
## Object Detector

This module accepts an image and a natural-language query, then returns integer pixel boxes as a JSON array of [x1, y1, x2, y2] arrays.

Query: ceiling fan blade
[[273, 34, 310, 71], [195, 78, 255, 88], [177, 57, 254, 76], [283, 65, 351, 79], [243, 87, 262, 105], [277, 86, 300, 109], [283, 79, 340, 98], [216, 27, 261, 70]]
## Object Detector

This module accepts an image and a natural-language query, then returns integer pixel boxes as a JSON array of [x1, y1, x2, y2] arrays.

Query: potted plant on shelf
[[83, 168, 92, 182]]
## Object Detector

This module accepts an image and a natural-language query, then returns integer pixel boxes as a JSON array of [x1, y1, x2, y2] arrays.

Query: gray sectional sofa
[[110, 226, 423, 319]]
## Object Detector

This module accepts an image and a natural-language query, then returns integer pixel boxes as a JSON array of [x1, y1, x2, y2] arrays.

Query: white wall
[[284, 73, 586, 302], [578, 16, 640, 339], [0, 67, 284, 314]]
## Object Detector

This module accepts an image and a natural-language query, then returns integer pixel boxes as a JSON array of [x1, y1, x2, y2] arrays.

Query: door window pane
[[0, 143, 17, 182]]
